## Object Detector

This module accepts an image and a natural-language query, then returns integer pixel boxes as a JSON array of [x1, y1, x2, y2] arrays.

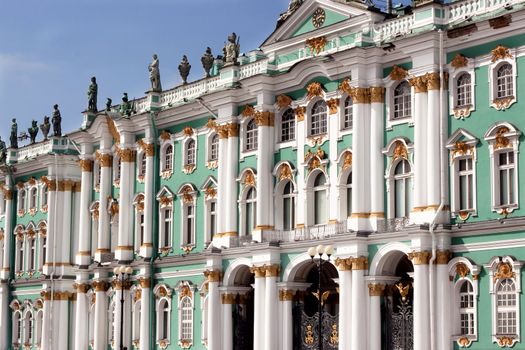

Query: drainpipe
[[428, 29, 446, 350]]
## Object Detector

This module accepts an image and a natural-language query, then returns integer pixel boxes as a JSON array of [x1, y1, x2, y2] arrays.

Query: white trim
[[385, 78, 414, 129], [488, 51, 517, 110]]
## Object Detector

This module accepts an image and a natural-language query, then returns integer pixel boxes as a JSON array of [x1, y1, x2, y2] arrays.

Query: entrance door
[[233, 290, 254, 350], [383, 280, 414, 350]]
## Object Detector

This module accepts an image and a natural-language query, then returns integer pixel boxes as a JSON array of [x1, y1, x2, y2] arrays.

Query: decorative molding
[[96, 152, 113, 167], [276, 95, 292, 109], [295, 106, 305, 121], [138, 277, 151, 289], [183, 126, 193, 137], [160, 130, 171, 141], [339, 78, 352, 95], [306, 82, 324, 100], [436, 250, 452, 265], [426, 72, 441, 91], [370, 87, 385, 103], [368, 283, 386, 296], [409, 75, 428, 93], [118, 148, 136, 163], [265, 264, 280, 277], [250, 265, 266, 278], [334, 257, 352, 271], [305, 36, 326, 55], [392, 141, 408, 161], [279, 289, 295, 301], [106, 116, 121, 144], [327, 98, 339, 114], [79, 159, 94, 172], [455, 262, 470, 278], [351, 256, 368, 270], [491, 45, 512, 63], [342, 151, 352, 171], [204, 186, 217, 200], [494, 126, 510, 150], [451, 53, 469, 69], [203, 269, 221, 283], [221, 293, 236, 304], [227, 123, 239, 137], [254, 111, 275, 127], [408, 251, 431, 265], [278, 164, 293, 182], [389, 65, 408, 81], [494, 262, 515, 282], [493, 97, 514, 111], [241, 105, 256, 118], [349, 87, 370, 104]]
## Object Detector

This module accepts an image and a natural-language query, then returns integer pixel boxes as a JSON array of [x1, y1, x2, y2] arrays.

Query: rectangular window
[[458, 158, 474, 211], [163, 210, 172, 247], [139, 213, 145, 246], [314, 190, 326, 225], [185, 205, 194, 245], [498, 151, 516, 206], [209, 201, 216, 240]]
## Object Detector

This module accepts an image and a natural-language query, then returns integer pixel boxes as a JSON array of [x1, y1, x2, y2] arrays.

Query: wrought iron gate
[[383, 282, 413, 350], [298, 311, 339, 350]]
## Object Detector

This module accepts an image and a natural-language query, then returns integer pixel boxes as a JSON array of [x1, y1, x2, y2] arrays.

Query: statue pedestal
[[81, 111, 97, 130], [146, 91, 161, 112], [5, 148, 17, 164], [219, 64, 240, 88]]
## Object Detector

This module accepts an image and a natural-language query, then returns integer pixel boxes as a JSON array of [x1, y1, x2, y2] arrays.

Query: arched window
[[280, 108, 295, 142], [132, 300, 141, 345], [393, 81, 411, 120], [497, 64, 513, 99], [12, 311, 21, 345], [18, 189, 26, 212], [496, 279, 517, 335], [41, 185, 48, 209], [180, 296, 193, 343], [164, 145, 173, 171], [186, 139, 196, 166], [244, 187, 257, 235], [245, 119, 258, 151], [210, 134, 219, 161], [183, 203, 195, 246], [139, 153, 147, 177], [343, 96, 353, 130], [456, 73, 472, 107], [313, 172, 327, 225], [459, 280, 475, 336], [282, 181, 295, 231], [161, 208, 172, 248], [24, 311, 33, 345], [393, 160, 412, 218], [29, 188, 37, 209], [158, 299, 170, 341], [346, 172, 352, 217], [35, 310, 43, 347], [28, 237, 36, 271], [310, 100, 327, 136]]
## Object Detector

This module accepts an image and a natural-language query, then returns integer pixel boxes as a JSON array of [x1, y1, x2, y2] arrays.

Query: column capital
[[279, 289, 295, 301], [368, 283, 386, 296], [40, 290, 72, 301], [425, 72, 449, 91], [435, 250, 452, 265], [96, 152, 113, 167], [349, 87, 371, 104], [217, 125, 229, 139], [250, 265, 266, 278], [112, 279, 132, 290], [295, 106, 305, 121], [409, 75, 428, 93], [138, 277, 151, 288], [79, 159, 94, 172], [408, 251, 432, 265], [351, 256, 368, 270], [58, 180, 75, 192], [254, 111, 275, 127], [92, 280, 109, 292], [117, 148, 136, 163], [335, 257, 353, 271], [137, 139, 155, 156], [2, 188, 13, 200], [73, 283, 91, 294], [370, 87, 385, 103], [264, 264, 280, 277], [203, 269, 222, 283], [221, 293, 236, 304], [227, 123, 239, 137], [327, 98, 340, 114]]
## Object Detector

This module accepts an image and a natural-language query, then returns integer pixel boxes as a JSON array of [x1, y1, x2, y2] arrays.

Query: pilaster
[[77, 158, 93, 266], [250, 265, 266, 350], [140, 140, 155, 258], [1, 182, 13, 279], [93, 279, 109, 350], [204, 269, 222, 350], [408, 250, 431, 350], [96, 151, 112, 262], [369, 87, 385, 230], [116, 145, 136, 262]]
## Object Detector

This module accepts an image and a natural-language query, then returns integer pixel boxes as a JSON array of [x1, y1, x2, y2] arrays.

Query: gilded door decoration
[[384, 282, 413, 350], [300, 311, 338, 350]]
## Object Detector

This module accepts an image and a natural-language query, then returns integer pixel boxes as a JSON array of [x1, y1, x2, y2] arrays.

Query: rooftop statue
[[119, 93, 134, 117], [223, 32, 240, 66], [28, 120, 39, 144], [178, 55, 191, 85], [201, 47, 214, 78], [52, 104, 62, 137], [10, 118, 18, 149], [106, 98, 113, 112], [149, 54, 162, 92], [0, 137, 6, 163], [40, 116, 50, 141], [87, 76, 98, 112], [277, 0, 304, 28]]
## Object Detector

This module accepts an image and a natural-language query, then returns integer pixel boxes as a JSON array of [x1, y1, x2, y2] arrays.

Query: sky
[[0, 0, 291, 144]]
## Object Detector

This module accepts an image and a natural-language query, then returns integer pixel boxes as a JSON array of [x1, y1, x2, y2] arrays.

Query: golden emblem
[[276, 95, 293, 109], [491, 45, 513, 63], [395, 282, 410, 302], [306, 82, 324, 100], [451, 53, 469, 69], [306, 36, 327, 55], [389, 65, 408, 81]]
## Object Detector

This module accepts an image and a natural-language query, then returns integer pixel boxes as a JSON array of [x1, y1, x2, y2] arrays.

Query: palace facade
[[1, 0, 525, 349]]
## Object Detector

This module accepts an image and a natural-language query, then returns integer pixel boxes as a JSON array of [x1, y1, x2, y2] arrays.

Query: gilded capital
[[327, 98, 339, 114], [408, 251, 431, 265], [409, 76, 428, 93], [435, 250, 452, 265], [118, 148, 136, 163], [295, 107, 305, 122], [279, 289, 295, 301], [334, 258, 353, 271], [370, 87, 385, 103], [79, 159, 94, 172], [73, 283, 90, 294], [250, 265, 266, 278], [203, 269, 221, 283], [221, 293, 236, 304], [3, 189, 13, 200], [349, 87, 371, 104], [217, 125, 229, 139], [264, 264, 280, 277], [96, 153, 113, 167], [351, 256, 368, 270], [254, 111, 275, 127], [58, 180, 75, 192], [227, 123, 239, 137], [138, 277, 151, 289], [92, 280, 109, 292], [426, 72, 441, 91], [368, 283, 386, 296]]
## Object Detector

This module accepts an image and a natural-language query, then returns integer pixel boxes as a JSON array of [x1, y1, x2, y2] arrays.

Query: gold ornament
[[221, 293, 236, 304], [389, 65, 408, 81], [409, 75, 428, 93], [349, 87, 370, 104], [426, 72, 441, 91], [455, 262, 470, 278], [118, 148, 136, 163], [327, 98, 339, 114], [203, 269, 221, 282], [227, 123, 239, 137], [342, 151, 352, 170], [306, 36, 327, 55], [183, 126, 193, 137], [79, 159, 94, 172], [243, 171, 256, 187], [242, 105, 256, 118], [160, 130, 171, 141], [276, 95, 292, 109], [295, 107, 305, 121], [351, 256, 368, 270], [106, 116, 121, 144], [279, 289, 295, 301], [451, 54, 468, 69], [339, 78, 352, 95], [494, 126, 510, 149], [408, 251, 431, 265], [368, 283, 386, 296], [278, 164, 293, 181], [306, 82, 324, 100], [254, 111, 275, 126], [494, 262, 515, 282], [436, 250, 452, 265], [370, 87, 385, 103], [395, 282, 410, 302], [393, 141, 408, 161], [491, 45, 512, 63]]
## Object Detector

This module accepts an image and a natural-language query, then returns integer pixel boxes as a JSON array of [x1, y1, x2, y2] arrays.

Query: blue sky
[[0, 0, 290, 143]]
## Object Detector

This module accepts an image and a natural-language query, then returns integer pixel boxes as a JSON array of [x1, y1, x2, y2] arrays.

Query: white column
[[255, 113, 274, 231], [114, 288, 123, 350], [251, 266, 266, 350], [215, 129, 229, 237], [1, 185, 13, 279], [139, 278, 151, 350], [93, 281, 109, 350], [295, 110, 306, 228], [280, 290, 294, 350], [116, 148, 135, 262], [370, 88, 385, 227], [96, 154, 112, 261], [225, 124, 239, 236], [77, 159, 93, 266], [221, 293, 234, 350], [206, 270, 221, 350], [368, 283, 385, 350], [41, 291, 70, 350], [264, 265, 279, 350], [60, 182, 73, 265], [328, 100, 339, 223], [436, 251, 452, 350], [335, 259, 352, 350], [351, 257, 367, 350], [427, 75, 440, 209], [0, 282, 9, 350], [411, 77, 428, 223], [410, 252, 431, 350], [44, 181, 57, 270], [350, 89, 370, 231], [74, 282, 90, 350], [141, 142, 155, 258]]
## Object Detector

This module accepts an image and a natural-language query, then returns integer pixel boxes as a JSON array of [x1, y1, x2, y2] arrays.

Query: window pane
[[314, 190, 326, 225]]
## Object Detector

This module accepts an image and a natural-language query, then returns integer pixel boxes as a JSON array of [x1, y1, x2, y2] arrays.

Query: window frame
[[279, 108, 296, 143], [489, 52, 517, 110], [177, 284, 194, 349], [160, 142, 174, 179], [385, 78, 414, 128], [449, 62, 476, 119], [244, 118, 258, 152], [182, 137, 197, 174], [340, 95, 353, 131], [308, 99, 328, 137]]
